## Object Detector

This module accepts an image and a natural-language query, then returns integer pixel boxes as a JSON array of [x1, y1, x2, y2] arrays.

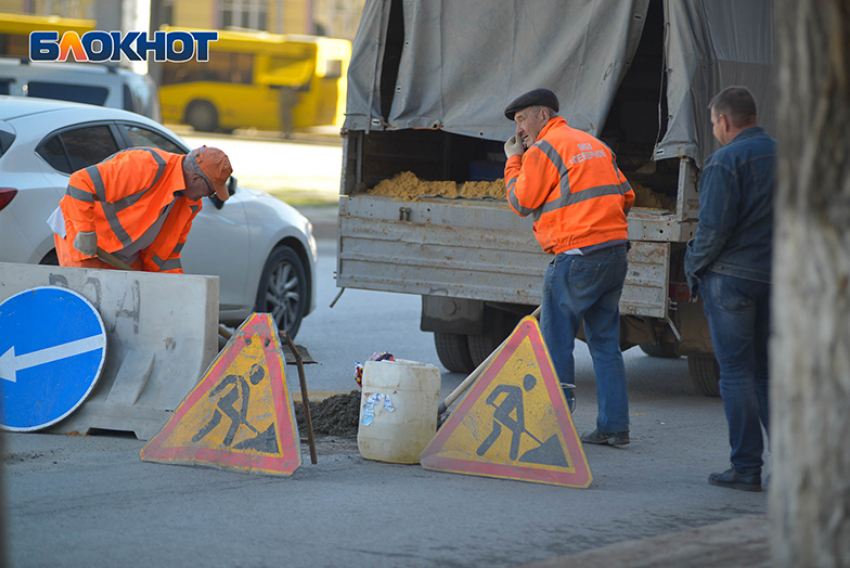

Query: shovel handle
[[96, 247, 134, 271], [281, 330, 318, 465]]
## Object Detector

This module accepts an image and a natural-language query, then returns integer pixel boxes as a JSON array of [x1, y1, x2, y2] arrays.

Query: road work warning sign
[[141, 313, 301, 476], [420, 316, 592, 488]]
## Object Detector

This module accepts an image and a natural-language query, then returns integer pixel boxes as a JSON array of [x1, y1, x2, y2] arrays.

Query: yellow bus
[[0, 13, 95, 58], [158, 27, 350, 134]]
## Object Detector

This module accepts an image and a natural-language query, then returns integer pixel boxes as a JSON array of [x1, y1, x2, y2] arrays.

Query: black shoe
[[580, 428, 630, 446], [560, 383, 576, 414], [708, 468, 762, 492]]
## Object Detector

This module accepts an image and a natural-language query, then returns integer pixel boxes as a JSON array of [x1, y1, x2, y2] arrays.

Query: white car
[[0, 96, 317, 337]]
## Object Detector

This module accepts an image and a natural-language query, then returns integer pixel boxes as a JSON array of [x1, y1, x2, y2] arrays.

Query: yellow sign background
[[437, 336, 574, 473], [162, 337, 278, 452]]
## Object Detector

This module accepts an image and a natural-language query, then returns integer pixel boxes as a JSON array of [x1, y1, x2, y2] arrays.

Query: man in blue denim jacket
[[684, 87, 775, 492]]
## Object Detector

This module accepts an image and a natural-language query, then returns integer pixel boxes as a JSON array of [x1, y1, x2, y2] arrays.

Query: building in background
[[312, 0, 364, 41], [1, 0, 365, 39], [0, 1, 96, 19]]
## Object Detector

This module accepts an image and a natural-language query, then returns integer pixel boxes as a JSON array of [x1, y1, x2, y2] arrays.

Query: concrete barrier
[[0, 262, 219, 440]]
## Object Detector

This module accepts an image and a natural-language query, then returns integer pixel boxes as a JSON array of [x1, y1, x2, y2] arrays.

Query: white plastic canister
[[357, 359, 441, 464]]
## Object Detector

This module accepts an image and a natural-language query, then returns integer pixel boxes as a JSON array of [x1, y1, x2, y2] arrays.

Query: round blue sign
[[0, 286, 107, 432]]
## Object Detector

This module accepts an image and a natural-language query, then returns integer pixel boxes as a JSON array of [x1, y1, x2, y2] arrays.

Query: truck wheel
[[468, 332, 501, 368], [467, 308, 518, 367], [186, 100, 219, 132], [434, 332, 475, 374], [687, 355, 721, 397], [639, 343, 680, 358]]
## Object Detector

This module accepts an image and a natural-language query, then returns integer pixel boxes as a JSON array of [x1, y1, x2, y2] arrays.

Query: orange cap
[[191, 146, 233, 201]]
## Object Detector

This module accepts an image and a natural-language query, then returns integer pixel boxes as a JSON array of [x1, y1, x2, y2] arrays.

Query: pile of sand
[[366, 171, 674, 211], [630, 180, 676, 211], [461, 179, 507, 199], [368, 171, 506, 200], [295, 390, 361, 439]]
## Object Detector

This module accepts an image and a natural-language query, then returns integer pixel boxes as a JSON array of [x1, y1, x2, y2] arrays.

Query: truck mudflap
[[338, 195, 672, 320]]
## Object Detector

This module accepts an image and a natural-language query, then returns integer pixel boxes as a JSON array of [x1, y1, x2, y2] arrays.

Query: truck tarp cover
[[344, 0, 774, 167]]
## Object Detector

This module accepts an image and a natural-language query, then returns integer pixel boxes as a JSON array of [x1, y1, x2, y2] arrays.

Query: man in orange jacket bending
[[50, 146, 232, 273], [504, 89, 635, 446]]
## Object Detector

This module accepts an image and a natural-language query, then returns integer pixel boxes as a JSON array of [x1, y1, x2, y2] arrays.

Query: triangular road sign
[[141, 313, 301, 476], [420, 316, 592, 488]]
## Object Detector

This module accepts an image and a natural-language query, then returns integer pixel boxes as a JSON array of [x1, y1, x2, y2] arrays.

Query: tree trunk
[[772, 1, 850, 566]]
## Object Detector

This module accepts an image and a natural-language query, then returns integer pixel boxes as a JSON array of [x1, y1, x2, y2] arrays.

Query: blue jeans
[[701, 270, 770, 475], [541, 245, 629, 433]]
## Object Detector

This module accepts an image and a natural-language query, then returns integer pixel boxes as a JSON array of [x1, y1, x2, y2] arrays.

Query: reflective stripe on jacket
[[505, 117, 635, 254], [57, 147, 201, 273]]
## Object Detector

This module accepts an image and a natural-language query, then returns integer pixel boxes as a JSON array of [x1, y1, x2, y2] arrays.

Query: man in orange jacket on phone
[[504, 88, 635, 446], [49, 146, 232, 273]]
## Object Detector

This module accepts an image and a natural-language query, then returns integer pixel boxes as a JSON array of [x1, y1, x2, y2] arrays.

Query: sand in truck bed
[[366, 171, 675, 210]]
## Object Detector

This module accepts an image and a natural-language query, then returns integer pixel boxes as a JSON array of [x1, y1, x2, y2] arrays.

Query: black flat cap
[[504, 88, 559, 120]]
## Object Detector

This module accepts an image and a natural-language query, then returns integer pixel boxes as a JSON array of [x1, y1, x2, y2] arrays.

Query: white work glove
[[73, 231, 98, 257], [504, 135, 525, 159]]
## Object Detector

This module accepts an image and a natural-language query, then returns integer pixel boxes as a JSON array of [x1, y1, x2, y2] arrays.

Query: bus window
[[162, 52, 253, 85], [323, 59, 343, 79]]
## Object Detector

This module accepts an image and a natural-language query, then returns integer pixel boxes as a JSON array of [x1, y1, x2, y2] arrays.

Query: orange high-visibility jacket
[[57, 147, 202, 273], [505, 117, 634, 255]]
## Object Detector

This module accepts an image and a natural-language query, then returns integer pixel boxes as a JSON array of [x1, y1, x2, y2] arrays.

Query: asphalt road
[[2, 237, 770, 568]]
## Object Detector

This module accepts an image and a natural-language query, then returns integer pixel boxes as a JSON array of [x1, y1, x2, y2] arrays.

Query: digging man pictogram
[[476, 374, 543, 460], [192, 363, 266, 446]]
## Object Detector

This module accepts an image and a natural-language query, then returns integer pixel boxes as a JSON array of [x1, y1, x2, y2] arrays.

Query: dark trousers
[[541, 245, 630, 433], [701, 270, 770, 475]]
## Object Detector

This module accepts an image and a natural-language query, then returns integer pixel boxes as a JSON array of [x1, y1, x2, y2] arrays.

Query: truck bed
[[337, 194, 680, 318]]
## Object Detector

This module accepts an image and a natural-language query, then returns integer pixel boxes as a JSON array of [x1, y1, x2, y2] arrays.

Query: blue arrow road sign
[[0, 286, 107, 432]]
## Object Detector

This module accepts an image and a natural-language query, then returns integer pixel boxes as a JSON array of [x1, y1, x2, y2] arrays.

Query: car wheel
[[186, 100, 219, 132], [434, 332, 475, 374], [255, 246, 307, 339]]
